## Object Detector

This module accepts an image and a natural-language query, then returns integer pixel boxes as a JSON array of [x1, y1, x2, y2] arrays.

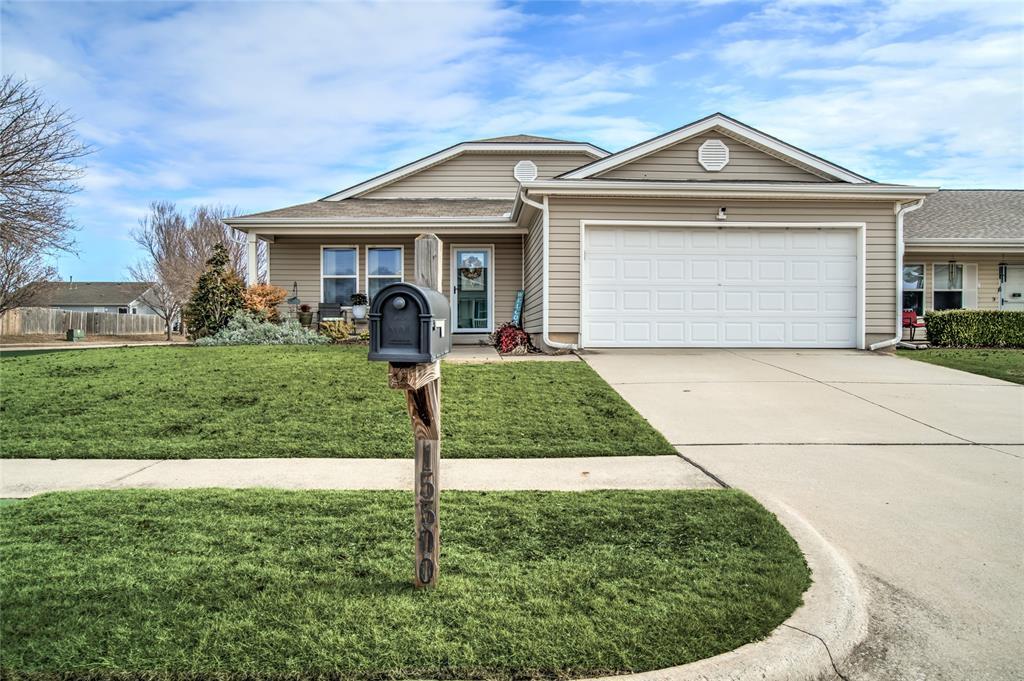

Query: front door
[[1002, 265, 1024, 310], [452, 246, 493, 332]]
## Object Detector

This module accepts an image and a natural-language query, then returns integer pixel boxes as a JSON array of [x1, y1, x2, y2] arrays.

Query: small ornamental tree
[[183, 243, 244, 339], [242, 283, 287, 322]]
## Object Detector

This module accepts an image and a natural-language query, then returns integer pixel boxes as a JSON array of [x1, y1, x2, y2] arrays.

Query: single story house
[[23, 281, 158, 315], [902, 190, 1024, 315], [227, 113, 950, 351]]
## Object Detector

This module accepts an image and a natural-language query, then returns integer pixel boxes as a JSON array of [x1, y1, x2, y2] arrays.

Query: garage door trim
[[579, 220, 867, 349]]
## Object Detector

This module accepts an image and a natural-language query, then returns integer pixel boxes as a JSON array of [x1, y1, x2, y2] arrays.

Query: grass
[[898, 347, 1024, 384], [0, 488, 810, 680], [0, 345, 673, 459]]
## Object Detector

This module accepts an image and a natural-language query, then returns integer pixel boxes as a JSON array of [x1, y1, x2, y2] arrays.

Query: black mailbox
[[368, 282, 451, 364]]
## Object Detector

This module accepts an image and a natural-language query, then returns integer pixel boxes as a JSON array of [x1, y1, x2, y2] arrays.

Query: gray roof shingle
[[234, 198, 513, 221], [25, 281, 153, 307], [905, 190, 1024, 240], [470, 134, 583, 144]]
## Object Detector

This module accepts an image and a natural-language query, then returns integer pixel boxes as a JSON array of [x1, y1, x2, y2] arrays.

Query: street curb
[[587, 498, 868, 681]]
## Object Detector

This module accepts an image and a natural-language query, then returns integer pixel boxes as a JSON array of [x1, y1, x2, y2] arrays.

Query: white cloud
[[708, 0, 1024, 186]]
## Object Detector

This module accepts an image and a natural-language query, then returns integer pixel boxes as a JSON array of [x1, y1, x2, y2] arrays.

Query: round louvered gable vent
[[513, 160, 538, 183], [698, 139, 730, 171]]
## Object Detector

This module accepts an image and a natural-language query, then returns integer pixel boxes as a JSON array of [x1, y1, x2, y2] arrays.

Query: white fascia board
[[226, 215, 513, 227], [560, 114, 871, 183], [323, 142, 609, 201], [521, 179, 937, 200], [246, 226, 527, 237]]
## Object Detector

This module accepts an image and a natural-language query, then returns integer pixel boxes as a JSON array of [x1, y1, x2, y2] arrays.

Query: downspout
[[519, 190, 578, 351], [868, 198, 925, 351]]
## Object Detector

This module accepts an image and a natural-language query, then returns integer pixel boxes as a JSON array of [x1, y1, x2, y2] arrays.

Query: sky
[[2, 0, 1022, 281]]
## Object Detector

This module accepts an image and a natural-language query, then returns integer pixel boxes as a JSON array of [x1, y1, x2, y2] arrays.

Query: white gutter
[[225, 215, 513, 227], [519, 190, 578, 352], [869, 198, 925, 351]]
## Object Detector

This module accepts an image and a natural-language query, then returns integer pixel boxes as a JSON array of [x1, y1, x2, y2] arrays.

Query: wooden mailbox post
[[368, 234, 448, 589]]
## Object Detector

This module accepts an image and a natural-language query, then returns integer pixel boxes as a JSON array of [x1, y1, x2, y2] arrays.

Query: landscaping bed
[[898, 347, 1024, 385], [0, 488, 810, 680], [0, 345, 673, 458]]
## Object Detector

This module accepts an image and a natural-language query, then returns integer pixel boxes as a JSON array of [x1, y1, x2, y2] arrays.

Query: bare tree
[[0, 75, 91, 254], [130, 201, 191, 340], [0, 239, 56, 316], [129, 201, 263, 339]]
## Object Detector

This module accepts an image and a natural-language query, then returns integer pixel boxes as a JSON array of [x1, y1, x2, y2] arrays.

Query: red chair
[[903, 310, 926, 340]]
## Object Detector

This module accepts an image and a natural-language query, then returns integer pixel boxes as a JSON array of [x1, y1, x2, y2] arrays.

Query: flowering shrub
[[489, 322, 531, 354], [195, 311, 329, 346], [319, 319, 355, 343], [242, 284, 288, 322]]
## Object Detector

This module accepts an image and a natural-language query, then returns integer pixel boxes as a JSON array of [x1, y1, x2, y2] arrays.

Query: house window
[[933, 263, 963, 310], [117, 306, 129, 314], [366, 247, 403, 302], [902, 264, 924, 315], [322, 247, 358, 304]]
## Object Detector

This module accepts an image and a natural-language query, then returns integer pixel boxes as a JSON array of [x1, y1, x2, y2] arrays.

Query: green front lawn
[[1, 489, 809, 680], [0, 345, 673, 458], [898, 347, 1024, 384]]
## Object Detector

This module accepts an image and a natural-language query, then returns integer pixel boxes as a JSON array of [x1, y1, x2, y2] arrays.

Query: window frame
[[365, 245, 405, 303], [320, 245, 359, 306], [902, 263, 925, 315], [932, 262, 964, 311]]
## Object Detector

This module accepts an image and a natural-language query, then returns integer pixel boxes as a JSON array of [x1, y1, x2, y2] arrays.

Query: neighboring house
[[226, 113, 942, 351], [902, 190, 1024, 315], [23, 281, 158, 315]]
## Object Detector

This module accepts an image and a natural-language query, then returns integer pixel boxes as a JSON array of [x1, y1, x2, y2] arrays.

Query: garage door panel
[[584, 226, 859, 348]]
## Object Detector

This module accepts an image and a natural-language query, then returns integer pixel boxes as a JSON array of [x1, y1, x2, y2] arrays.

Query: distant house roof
[[233, 198, 514, 221], [24, 281, 153, 307], [905, 190, 1024, 240], [470, 134, 584, 144]]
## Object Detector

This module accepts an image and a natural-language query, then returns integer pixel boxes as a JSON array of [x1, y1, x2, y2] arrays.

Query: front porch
[[259, 233, 525, 344]]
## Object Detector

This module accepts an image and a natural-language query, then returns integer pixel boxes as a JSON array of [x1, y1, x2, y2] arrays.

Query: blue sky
[[2, 0, 1022, 281]]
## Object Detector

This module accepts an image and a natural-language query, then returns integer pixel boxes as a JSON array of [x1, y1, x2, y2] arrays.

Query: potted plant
[[351, 292, 369, 320], [298, 303, 313, 327]]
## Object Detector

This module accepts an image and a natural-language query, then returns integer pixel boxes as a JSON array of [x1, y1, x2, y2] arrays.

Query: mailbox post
[[368, 281, 451, 588]]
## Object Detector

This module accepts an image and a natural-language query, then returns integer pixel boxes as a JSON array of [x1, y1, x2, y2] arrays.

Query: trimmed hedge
[[924, 309, 1024, 348]]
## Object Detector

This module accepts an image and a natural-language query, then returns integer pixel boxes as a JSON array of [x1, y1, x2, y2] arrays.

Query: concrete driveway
[[582, 349, 1023, 681]]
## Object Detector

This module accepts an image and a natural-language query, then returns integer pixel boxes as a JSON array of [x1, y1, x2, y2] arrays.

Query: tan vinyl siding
[[364, 152, 597, 199], [545, 197, 900, 346], [596, 130, 829, 182], [268, 233, 523, 332], [523, 213, 544, 334], [904, 251, 1024, 311]]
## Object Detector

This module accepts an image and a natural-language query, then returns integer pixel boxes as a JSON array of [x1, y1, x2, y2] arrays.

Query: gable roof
[[23, 281, 153, 307], [904, 190, 1024, 240], [232, 198, 513, 221], [322, 139, 609, 201], [558, 113, 872, 184]]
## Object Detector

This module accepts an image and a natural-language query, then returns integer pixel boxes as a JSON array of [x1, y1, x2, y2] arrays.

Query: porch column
[[245, 231, 259, 286]]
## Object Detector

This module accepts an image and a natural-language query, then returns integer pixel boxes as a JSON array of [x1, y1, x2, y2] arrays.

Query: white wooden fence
[[0, 307, 166, 336]]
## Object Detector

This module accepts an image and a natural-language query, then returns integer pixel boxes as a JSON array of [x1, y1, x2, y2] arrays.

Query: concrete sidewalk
[[0, 455, 716, 498]]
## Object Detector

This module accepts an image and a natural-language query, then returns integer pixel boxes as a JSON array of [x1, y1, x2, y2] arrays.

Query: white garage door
[[583, 226, 859, 347]]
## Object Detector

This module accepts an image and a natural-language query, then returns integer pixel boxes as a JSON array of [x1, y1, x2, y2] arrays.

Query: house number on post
[[367, 234, 450, 589], [417, 440, 437, 585]]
